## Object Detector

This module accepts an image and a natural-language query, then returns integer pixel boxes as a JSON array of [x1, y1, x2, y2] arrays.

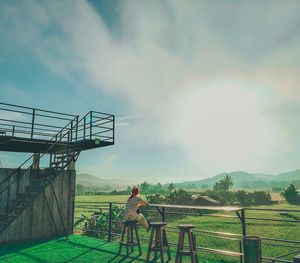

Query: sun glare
[[179, 80, 276, 172]]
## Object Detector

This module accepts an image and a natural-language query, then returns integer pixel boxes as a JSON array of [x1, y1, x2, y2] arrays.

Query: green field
[[75, 195, 300, 262]]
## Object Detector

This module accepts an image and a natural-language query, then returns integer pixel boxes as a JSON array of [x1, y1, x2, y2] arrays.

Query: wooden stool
[[175, 224, 198, 263], [118, 220, 142, 256], [146, 222, 171, 263]]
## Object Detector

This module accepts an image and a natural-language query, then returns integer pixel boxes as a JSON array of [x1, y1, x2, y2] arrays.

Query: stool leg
[[175, 230, 184, 263], [158, 228, 164, 263], [192, 233, 199, 263], [126, 225, 130, 256], [163, 229, 171, 260], [154, 228, 159, 258], [146, 227, 155, 262], [118, 224, 126, 255], [180, 231, 185, 263], [130, 225, 134, 254], [134, 223, 142, 256], [187, 231, 195, 263]]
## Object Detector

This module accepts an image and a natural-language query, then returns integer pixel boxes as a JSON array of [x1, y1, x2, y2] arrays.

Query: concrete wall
[[0, 168, 76, 245]]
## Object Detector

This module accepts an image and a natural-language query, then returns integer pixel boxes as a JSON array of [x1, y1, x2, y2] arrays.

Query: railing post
[[83, 116, 86, 140], [31, 109, 35, 139], [162, 207, 165, 222], [243, 236, 262, 263], [112, 115, 115, 144], [294, 255, 300, 263], [241, 208, 246, 237], [89, 112, 92, 140], [75, 116, 78, 141], [108, 202, 112, 242], [70, 120, 73, 142], [239, 240, 243, 263]]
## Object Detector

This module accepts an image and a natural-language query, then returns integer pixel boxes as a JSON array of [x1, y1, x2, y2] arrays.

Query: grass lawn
[[0, 235, 222, 263]]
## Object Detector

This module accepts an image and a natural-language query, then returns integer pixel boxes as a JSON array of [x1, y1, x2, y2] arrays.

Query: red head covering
[[129, 186, 140, 199]]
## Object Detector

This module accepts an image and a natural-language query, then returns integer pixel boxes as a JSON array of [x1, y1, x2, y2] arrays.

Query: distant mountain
[[273, 170, 300, 181], [174, 170, 300, 189], [76, 173, 135, 189]]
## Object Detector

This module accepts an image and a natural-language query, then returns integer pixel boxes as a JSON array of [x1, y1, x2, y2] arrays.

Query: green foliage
[[109, 189, 130, 195], [167, 183, 175, 193], [280, 184, 300, 204], [146, 189, 193, 205], [249, 191, 273, 205], [146, 193, 165, 204], [165, 189, 193, 205], [213, 175, 233, 192], [74, 205, 124, 239], [234, 190, 251, 205]]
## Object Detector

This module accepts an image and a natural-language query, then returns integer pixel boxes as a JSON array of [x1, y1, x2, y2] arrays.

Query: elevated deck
[[0, 102, 115, 153], [0, 135, 114, 153]]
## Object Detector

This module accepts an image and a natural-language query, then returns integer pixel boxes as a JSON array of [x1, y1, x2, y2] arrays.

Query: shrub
[[281, 184, 300, 204], [234, 190, 251, 206], [249, 191, 273, 205], [74, 205, 124, 239], [146, 193, 165, 204], [165, 189, 193, 205]]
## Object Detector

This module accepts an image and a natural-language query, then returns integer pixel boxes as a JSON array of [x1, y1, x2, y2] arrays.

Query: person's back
[[124, 187, 149, 230]]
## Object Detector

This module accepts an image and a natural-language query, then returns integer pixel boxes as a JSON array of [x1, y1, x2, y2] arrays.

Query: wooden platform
[[0, 135, 113, 154]]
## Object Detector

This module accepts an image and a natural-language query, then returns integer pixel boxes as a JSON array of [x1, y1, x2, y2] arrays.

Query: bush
[[281, 184, 300, 204], [165, 189, 193, 205], [146, 193, 165, 204], [234, 190, 251, 206], [74, 205, 124, 239], [249, 191, 273, 205]]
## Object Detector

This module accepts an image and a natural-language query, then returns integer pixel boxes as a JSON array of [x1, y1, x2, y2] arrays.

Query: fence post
[[108, 202, 112, 242], [243, 236, 262, 263], [294, 255, 300, 263]]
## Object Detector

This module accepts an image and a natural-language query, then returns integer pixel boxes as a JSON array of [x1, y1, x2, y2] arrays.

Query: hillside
[[76, 173, 134, 190], [175, 170, 300, 189]]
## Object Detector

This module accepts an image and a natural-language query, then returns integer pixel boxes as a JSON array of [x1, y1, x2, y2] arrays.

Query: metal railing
[[73, 201, 300, 263], [0, 102, 115, 144], [0, 102, 77, 140]]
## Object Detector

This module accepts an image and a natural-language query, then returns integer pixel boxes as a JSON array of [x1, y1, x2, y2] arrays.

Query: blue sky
[[1, 0, 300, 183]]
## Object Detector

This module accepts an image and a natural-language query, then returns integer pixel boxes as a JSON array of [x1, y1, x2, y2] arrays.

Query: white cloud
[[1, 0, 300, 178]]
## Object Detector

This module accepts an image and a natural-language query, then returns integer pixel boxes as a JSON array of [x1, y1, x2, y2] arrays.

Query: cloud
[[1, 0, 300, 177]]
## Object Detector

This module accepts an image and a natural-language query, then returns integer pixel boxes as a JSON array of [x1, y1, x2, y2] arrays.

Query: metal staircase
[[0, 102, 115, 236]]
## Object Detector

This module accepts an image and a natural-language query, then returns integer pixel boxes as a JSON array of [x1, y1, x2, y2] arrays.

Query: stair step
[[11, 199, 31, 206], [17, 193, 39, 200], [25, 186, 45, 193], [6, 206, 23, 215], [56, 155, 67, 160], [52, 160, 67, 165], [0, 215, 15, 221]]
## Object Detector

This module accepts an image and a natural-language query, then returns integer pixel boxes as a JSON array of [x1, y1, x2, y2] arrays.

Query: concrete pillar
[[32, 153, 40, 169], [294, 255, 300, 263], [243, 236, 262, 263]]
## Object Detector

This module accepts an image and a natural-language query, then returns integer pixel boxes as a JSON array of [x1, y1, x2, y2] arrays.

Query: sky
[[1, 0, 300, 183]]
